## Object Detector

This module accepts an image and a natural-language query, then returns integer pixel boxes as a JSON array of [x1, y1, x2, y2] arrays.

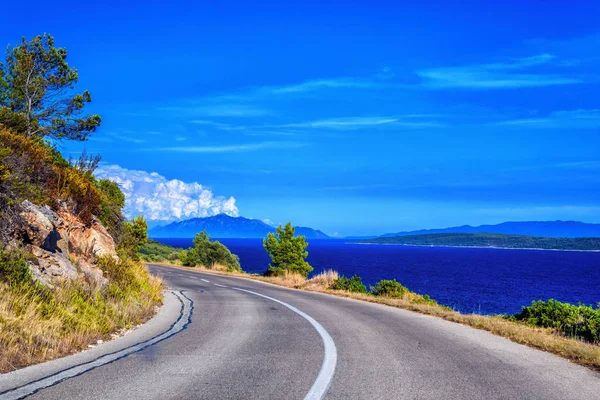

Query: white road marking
[[214, 284, 227, 288], [232, 287, 337, 400], [200, 279, 210, 283], [0, 291, 193, 400]]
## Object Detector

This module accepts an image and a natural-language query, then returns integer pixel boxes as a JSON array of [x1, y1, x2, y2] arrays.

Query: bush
[[513, 299, 600, 343], [139, 239, 182, 263], [0, 128, 108, 228], [263, 222, 312, 277], [180, 231, 241, 272], [0, 248, 31, 286], [411, 294, 440, 306], [372, 279, 407, 298], [331, 275, 367, 293], [116, 216, 148, 261]]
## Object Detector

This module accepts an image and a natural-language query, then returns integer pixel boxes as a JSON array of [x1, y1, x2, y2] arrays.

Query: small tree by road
[[263, 222, 313, 277]]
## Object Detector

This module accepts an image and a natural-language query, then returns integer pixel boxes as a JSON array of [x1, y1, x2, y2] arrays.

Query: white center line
[[232, 287, 337, 400], [214, 283, 227, 288], [200, 279, 210, 283]]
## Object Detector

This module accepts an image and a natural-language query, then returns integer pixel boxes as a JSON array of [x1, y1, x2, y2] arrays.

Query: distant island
[[354, 233, 600, 251], [378, 221, 600, 239], [148, 214, 330, 239]]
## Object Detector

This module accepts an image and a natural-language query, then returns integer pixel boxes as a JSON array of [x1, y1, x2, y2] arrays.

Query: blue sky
[[2, 1, 600, 236]]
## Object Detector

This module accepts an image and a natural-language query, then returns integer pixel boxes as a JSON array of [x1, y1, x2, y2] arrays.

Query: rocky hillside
[[15, 200, 117, 287]]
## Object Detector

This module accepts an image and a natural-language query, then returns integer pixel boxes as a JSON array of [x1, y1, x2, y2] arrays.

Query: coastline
[[350, 242, 600, 253]]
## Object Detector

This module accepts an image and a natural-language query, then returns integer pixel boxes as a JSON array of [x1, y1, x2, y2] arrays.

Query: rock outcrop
[[15, 200, 117, 287]]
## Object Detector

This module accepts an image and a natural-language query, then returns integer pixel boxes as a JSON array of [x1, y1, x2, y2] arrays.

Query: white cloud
[[95, 165, 239, 222], [158, 141, 305, 153], [418, 54, 582, 89], [496, 109, 600, 128], [159, 104, 269, 117], [268, 78, 383, 94], [278, 116, 445, 129]]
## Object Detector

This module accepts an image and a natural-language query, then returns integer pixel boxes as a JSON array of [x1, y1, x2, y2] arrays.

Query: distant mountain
[[355, 232, 600, 251], [148, 214, 330, 239], [379, 221, 600, 239]]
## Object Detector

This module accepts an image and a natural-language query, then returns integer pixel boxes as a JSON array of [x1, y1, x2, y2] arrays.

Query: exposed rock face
[[16, 200, 118, 287]]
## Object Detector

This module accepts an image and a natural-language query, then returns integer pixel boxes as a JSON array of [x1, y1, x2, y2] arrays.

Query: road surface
[[2, 264, 599, 399]]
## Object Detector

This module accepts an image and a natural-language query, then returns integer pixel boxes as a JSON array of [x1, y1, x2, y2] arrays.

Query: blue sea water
[[156, 238, 600, 315]]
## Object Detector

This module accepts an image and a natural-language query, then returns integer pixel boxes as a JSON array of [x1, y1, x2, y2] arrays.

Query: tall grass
[[0, 255, 162, 372]]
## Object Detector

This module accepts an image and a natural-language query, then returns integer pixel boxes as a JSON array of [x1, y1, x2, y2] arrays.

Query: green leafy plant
[[331, 275, 367, 293], [0, 34, 101, 140], [263, 222, 312, 277], [180, 231, 241, 271], [0, 248, 31, 286], [117, 216, 148, 261], [372, 279, 407, 298], [512, 299, 600, 343]]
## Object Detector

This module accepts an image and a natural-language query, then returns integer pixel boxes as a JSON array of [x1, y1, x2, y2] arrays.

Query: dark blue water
[[157, 238, 600, 315]]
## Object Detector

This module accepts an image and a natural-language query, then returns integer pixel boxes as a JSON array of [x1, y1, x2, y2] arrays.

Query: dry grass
[[0, 261, 163, 373], [149, 261, 600, 371], [304, 269, 339, 290]]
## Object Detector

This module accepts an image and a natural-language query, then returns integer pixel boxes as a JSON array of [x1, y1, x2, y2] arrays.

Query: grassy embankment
[[0, 129, 163, 372], [142, 239, 600, 371]]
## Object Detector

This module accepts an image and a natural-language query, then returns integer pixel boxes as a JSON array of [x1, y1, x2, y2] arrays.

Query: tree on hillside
[[263, 222, 313, 277], [117, 216, 148, 261], [0, 33, 101, 140]]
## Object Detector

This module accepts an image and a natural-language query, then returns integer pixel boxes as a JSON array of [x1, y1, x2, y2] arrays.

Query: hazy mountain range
[[149, 217, 600, 239], [379, 221, 600, 239], [148, 214, 330, 239]]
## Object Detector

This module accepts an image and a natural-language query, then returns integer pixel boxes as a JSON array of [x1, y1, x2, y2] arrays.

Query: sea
[[155, 238, 600, 315]]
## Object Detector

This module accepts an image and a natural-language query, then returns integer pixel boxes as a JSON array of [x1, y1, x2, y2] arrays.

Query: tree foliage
[[263, 222, 312, 277], [116, 216, 148, 261], [331, 275, 367, 293], [0, 33, 101, 140], [371, 279, 407, 297], [180, 231, 241, 271], [512, 299, 600, 344]]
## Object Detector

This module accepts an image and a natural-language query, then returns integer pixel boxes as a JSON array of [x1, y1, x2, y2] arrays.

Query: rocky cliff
[[12, 200, 118, 287]]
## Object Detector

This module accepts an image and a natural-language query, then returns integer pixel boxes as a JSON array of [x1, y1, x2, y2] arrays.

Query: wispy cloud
[[159, 104, 270, 117], [497, 109, 600, 128], [418, 54, 583, 89], [158, 141, 305, 153], [268, 77, 385, 94], [189, 120, 248, 131], [106, 132, 146, 144], [278, 116, 445, 129]]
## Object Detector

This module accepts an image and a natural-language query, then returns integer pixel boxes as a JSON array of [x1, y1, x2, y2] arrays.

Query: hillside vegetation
[[0, 34, 162, 372], [358, 232, 600, 251]]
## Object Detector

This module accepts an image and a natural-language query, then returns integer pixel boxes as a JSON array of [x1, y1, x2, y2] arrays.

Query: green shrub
[[263, 222, 312, 277], [331, 275, 367, 293], [139, 240, 181, 263], [116, 216, 148, 261], [180, 231, 241, 272], [411, 294, 439, 306], [372, 279, 407, 298], [0, 248, 31, 285], [513, 299, 600, 343]]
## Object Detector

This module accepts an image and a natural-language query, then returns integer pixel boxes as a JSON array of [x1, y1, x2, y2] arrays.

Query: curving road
[[4, 264, 600, 399]]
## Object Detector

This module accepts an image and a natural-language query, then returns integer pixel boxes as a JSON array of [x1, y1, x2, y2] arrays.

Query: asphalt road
[[11, 264, 600, 399]]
